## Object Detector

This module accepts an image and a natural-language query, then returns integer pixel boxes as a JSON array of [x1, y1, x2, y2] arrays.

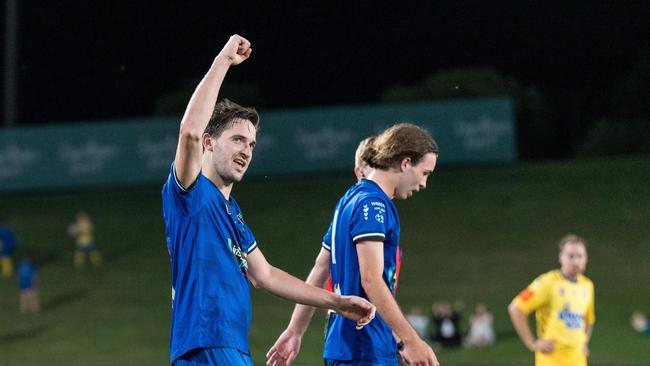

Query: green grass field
[[1, 156, 649, 365]]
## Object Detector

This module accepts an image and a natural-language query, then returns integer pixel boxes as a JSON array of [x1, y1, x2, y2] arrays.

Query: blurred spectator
[[67, 211, 102, 268], [0, 218, 17, 278], [631, 311, 650, 335], [18, 259, 40, 314], [430, 300, 462, 347], [464, 303, 495, 347], [406, 305, 429, 339]]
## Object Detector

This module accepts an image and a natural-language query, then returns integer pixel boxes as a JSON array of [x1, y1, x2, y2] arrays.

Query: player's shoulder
[[534, 269, 561, 284]]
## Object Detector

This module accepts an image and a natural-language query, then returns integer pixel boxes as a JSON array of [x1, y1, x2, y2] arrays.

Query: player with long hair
[[267, 123, 440, 366]]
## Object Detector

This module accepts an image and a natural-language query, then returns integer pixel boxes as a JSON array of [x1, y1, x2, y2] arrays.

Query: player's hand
[[533, 339, 555, 354], [335, 295, 376, 329], [217, 34, 252, 66], [584, 344, 590, 357], [266, 328, 302, 366], [398, 338, 440, 366]]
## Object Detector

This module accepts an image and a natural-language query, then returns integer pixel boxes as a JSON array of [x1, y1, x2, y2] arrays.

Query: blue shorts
[[324, 359, 395, 366], [173, 347, 253, 366], [76, 244, 96, 253]]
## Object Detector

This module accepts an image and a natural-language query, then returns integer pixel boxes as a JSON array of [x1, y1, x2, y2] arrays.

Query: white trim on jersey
[[322, 242, 331, 251], [246, 241, 258, 254], [352, 232, 386, 242], [172, 165, 189, 192], [331, 210, 339, 264]]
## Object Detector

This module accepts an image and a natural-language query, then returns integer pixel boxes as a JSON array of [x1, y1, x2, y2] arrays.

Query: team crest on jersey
[[558, 287, 565, 297], [227, 238, 248, 276]]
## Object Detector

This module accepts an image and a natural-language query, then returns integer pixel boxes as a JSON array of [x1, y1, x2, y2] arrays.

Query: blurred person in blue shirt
[[18, 259, 39, 314], [0, 218, 16, 278]]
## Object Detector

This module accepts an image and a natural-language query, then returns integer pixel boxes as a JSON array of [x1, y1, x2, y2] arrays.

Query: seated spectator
[[464, 302, 495, 347], [430, 300, 462, 347], [631, 311, 650, 335], [406, 305, 429, 339]]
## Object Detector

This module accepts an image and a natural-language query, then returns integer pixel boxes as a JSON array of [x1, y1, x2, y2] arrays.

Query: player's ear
[[400, 157, 412, 172], [203, 133, 214, 152]]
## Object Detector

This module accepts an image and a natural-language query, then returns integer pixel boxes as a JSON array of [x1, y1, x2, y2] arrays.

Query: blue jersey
[[323, 179, 401, 364], [162, 165, 257, 363], [0, 224, 16, 256], [18, 260, 36, 289]]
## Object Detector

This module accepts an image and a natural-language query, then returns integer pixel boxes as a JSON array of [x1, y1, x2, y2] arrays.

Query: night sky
[[4, 1, 649, 125]]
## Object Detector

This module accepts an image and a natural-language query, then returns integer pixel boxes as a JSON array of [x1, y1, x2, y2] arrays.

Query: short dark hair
[[361, 123, 439, 169], [204, 99, 260, 138]]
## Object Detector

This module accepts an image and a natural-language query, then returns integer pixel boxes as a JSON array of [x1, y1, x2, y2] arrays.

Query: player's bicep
[[174, 130, 204, 190], [356, 240, 385, 285]]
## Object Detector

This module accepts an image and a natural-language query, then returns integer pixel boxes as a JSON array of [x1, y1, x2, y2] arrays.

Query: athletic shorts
[[173, 347, 253, 366]]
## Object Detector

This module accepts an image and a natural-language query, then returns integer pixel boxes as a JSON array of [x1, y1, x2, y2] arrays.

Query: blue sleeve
[[350, 197, 389, 243], [322, 222, 333, 251], [239, 221, 257, 254], [161, 163, 206, 216]]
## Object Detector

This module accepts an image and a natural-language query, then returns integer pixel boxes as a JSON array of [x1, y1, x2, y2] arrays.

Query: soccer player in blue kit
[[267, 124, 440, 366], [162, 35, 375, 366]]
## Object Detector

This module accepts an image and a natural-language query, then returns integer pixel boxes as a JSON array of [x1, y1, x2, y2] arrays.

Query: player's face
[[559, 241, 588, 278], [394, 153, 437, 200], [210, 119, 257, 184]]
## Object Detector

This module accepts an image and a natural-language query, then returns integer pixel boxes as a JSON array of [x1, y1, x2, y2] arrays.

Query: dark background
[[2, 1, 649, 157]]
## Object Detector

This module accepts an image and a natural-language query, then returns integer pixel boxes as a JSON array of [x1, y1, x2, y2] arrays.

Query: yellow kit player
[[68, 211, 102, 268], [509, 234, 595, 366]]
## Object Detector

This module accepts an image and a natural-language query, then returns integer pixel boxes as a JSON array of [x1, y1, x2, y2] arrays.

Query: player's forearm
[[362, 276, 418, 343], [585, 324, 594, 341], [508, 304, 536, 350], [179, 55, 231, 136], [261, 266, 340, 311]]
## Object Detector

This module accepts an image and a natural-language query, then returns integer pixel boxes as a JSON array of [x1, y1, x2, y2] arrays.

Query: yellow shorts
[[535, 348, 587, 366]]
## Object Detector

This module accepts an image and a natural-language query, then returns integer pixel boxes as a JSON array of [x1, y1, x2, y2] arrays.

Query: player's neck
[[203, 169, 234, 200], [560, 269, 580, 282], [367, 169, 398, 199]]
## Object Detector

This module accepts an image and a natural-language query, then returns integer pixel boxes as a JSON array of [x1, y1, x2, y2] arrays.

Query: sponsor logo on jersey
[[227, 238, 248, 277], [558, 304, 584, 329]]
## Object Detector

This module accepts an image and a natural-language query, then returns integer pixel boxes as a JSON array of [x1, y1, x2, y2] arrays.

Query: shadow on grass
[[0, 324, 48, 345], [42, 289, 88, 311]]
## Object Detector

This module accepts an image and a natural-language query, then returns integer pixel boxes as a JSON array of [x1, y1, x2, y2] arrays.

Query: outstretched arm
[[266, 248, 331, 366], [246, 249, 374, 327], [356, 241, 439, 366], [174, 34, 252, 188]]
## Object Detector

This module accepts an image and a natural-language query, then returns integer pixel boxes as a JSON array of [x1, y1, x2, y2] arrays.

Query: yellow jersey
[[511, 269, 595, 366], [74, 218, 94, 247]]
